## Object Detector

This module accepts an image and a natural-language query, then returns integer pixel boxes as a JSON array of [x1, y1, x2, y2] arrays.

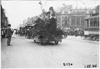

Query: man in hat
[[6, 24, 13, 46]]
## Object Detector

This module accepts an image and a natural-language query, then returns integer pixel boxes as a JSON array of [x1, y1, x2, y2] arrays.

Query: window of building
[[81, 16, 85, 26], [98, 17, 99, 26], [90, 18, 94, 27], [94, 17, 98, 27], [86, 19, 89, 27], [76, 16, 80, 26], [71, 16, 75, 25]]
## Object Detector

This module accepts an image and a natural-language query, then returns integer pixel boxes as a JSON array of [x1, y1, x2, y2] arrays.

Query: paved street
[[1, 35, 99, 68]]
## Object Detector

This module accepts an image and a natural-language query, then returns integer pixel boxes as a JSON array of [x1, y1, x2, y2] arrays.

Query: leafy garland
[[30, 17, 65, 39]]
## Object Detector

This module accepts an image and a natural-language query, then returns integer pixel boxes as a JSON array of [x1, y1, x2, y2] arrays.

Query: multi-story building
[[1, 5, 8, 28], [56, 5, 96, 30], [1, 5, 8, 38], [63, 9, 95, 30]]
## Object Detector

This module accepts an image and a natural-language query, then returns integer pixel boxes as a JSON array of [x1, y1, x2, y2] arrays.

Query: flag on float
[[39, 1, 42, 5]]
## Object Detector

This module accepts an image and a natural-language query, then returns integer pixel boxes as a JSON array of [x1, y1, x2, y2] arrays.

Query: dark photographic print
[[1, 0, 99, 68]]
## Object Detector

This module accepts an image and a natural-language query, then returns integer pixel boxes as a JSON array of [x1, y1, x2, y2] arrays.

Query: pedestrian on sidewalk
[[6, 24, 13, 46], [12, 29, 16, 37]]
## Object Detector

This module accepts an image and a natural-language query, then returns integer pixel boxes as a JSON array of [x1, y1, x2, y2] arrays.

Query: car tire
[[34, 40, 36, 43], [55, 41, 58, 45]]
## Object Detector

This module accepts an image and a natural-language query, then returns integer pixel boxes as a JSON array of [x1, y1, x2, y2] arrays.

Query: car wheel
[[34, 40, 36, 43], [55, 41, 58, 45]]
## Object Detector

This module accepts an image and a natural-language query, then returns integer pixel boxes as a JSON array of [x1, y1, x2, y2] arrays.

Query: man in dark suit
[[6, 24, 13, 46]]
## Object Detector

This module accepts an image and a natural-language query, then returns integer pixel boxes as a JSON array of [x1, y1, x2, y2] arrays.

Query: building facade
[[56, 7, 95, 30], [1, 5, 8, 38], [1, 5, 8, 28]]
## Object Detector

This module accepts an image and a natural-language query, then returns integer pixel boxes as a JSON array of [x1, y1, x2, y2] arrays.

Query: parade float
[[31, 6, 67, 44]]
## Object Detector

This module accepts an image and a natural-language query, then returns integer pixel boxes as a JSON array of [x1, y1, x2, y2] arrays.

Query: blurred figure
[[12, 29, 16, 37], [45, 12, 50, 20], [6, 24, 13, 46], [80, 30, 84, 37], [74, 30, 78, 37], [49, 6, 56, 19]]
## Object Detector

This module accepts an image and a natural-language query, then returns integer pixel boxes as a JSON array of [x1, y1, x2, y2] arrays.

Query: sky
[[1, 0, 99, 29]]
